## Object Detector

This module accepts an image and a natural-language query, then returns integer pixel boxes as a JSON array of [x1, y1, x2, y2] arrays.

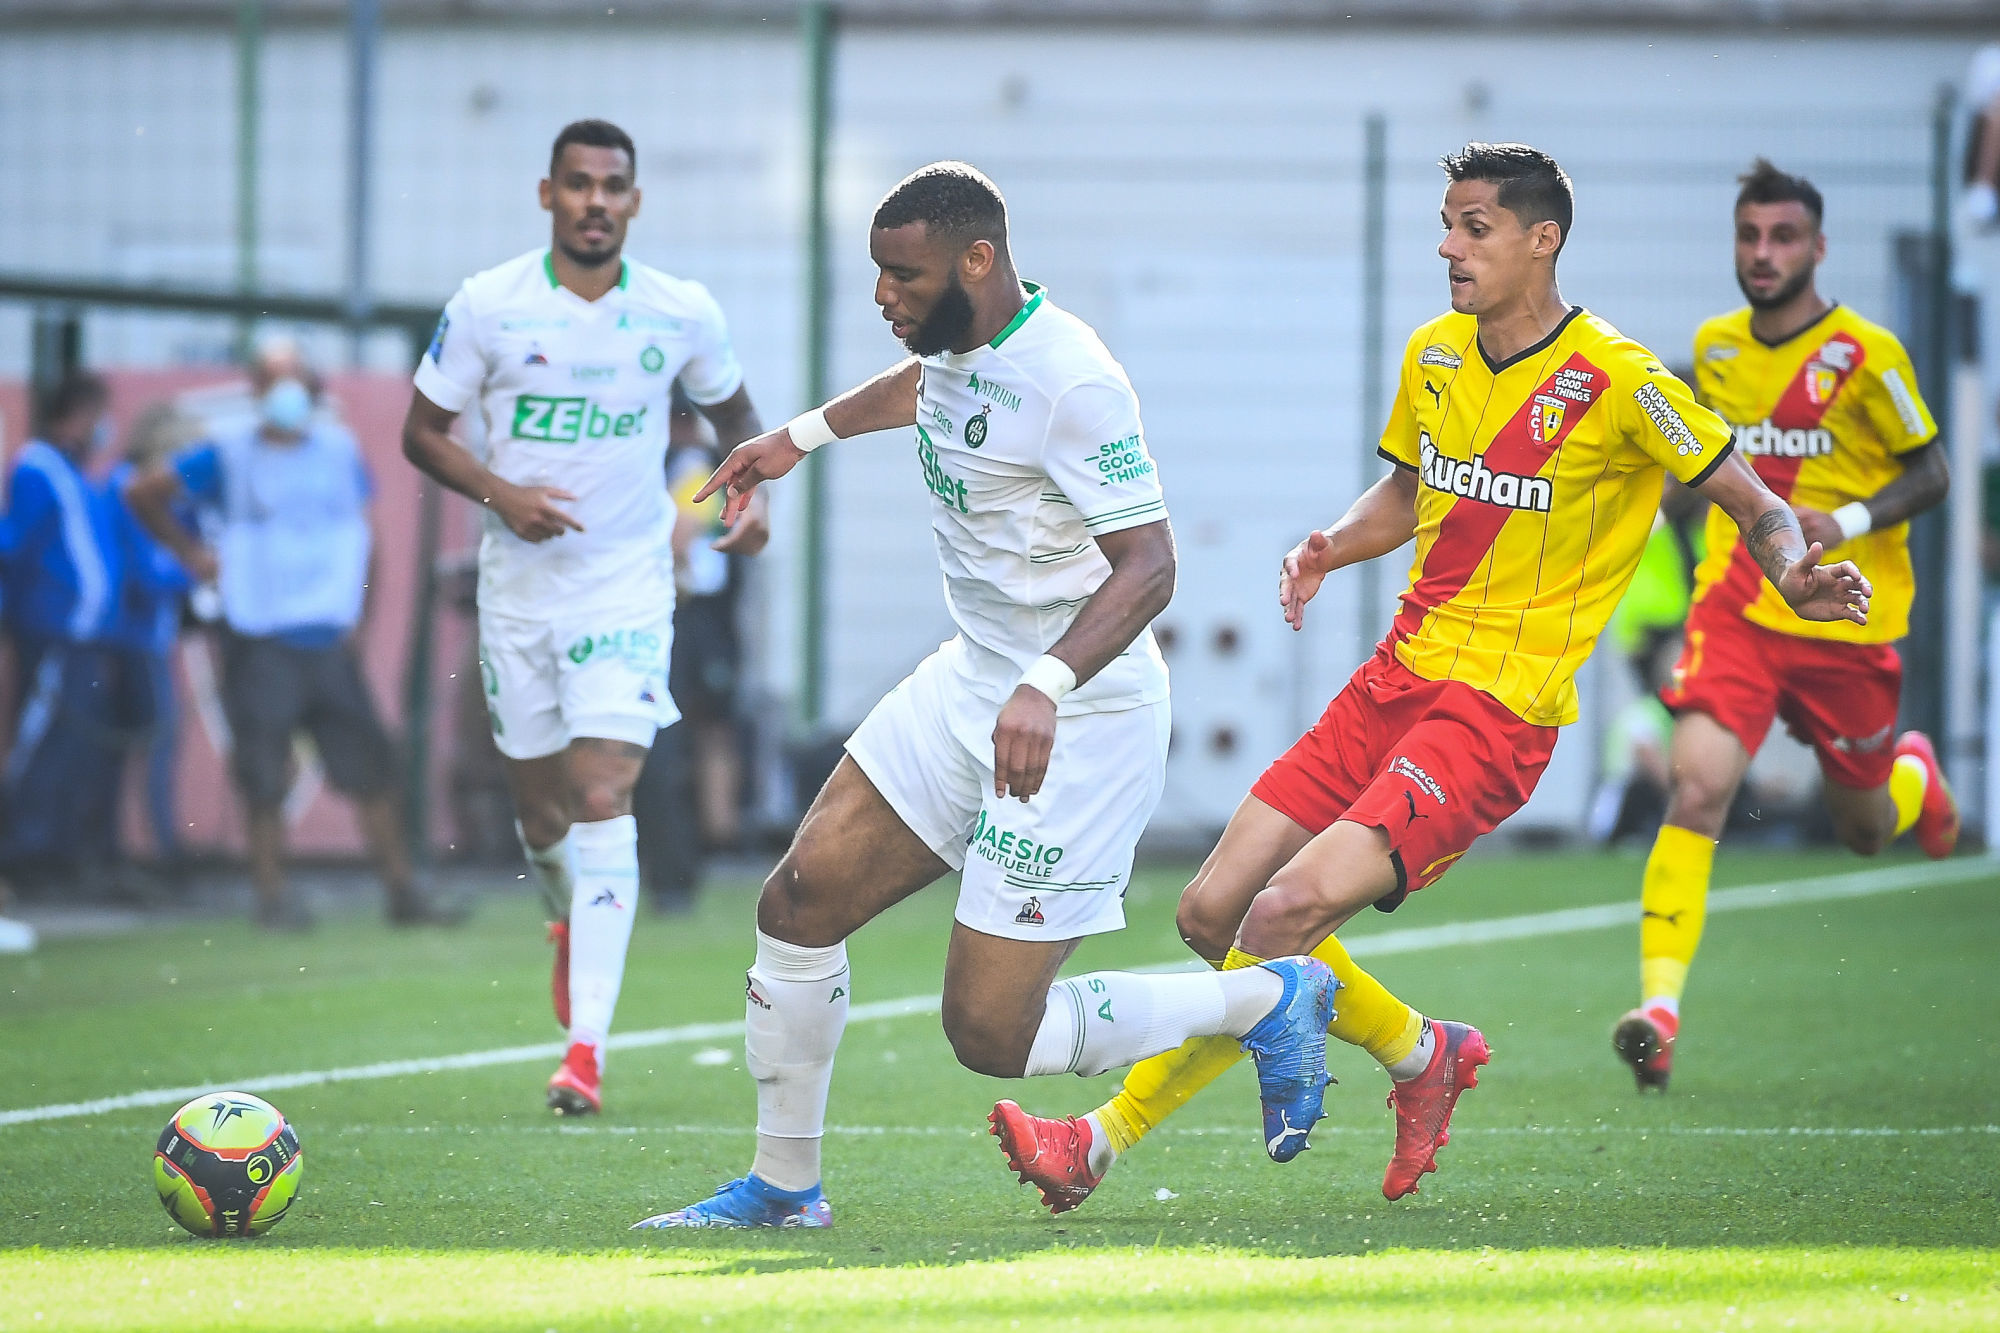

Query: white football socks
[[1384, 1018, 1437, 1081], [516, 821, 575, 921], [564, 815, 639, 1056], [1022, 967, 1283, 1079], [746, 930, 850, 1193], [1081, 1111, 1118, 1176]]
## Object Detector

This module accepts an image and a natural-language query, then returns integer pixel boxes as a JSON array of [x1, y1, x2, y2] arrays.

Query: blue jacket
[[105, 460, 193, 656], [0, 441, 124, 647]]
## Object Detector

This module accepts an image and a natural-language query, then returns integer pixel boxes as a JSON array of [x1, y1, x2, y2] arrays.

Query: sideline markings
[[3, 857, 1989, 1129]]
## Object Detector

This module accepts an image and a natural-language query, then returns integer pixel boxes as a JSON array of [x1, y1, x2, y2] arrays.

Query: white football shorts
[[478, 603, 678, 760], [845, 646, 1170, 941]]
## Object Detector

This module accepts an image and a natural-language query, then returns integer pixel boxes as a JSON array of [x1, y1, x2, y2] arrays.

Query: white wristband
[[785, 406, 839, 454], [1018, 654, 1078, 705], [1830, 501, 1872, 543]]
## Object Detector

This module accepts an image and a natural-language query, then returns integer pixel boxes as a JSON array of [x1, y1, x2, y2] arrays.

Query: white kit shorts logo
[[1014, 897, 1046, 927], [1389, 755, 1448, 806]]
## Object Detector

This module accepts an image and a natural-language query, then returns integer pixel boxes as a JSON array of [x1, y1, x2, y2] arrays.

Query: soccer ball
[[153, 1091, 304, 1237]]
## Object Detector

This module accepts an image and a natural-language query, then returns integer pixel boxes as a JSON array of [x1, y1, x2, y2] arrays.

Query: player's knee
[[1239, 873, 1338, 956], [569, 779, 631, 825], [516, 800, 571, 851], [940, 1008, 1030, 1079], [754, 856, 840, 948], [1666, 773, 1733, 833], [1175, 890, 1238, 962], [1837, 821, 1889, 858]]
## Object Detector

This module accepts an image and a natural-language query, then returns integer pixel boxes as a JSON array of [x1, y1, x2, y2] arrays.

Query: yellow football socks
[[1094, 935, 1429, 1154], [1638, 823, 1717, 1007], [1094, 952, 1253, 1153], [1889, 753, 1928, 837], [1308, 932, 1424, 1068]]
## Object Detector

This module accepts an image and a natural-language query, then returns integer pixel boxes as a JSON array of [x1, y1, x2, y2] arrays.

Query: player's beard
[[557, 215, 621, 271], [902, 271, 976, 356], [1737, 260, 1813, 312]]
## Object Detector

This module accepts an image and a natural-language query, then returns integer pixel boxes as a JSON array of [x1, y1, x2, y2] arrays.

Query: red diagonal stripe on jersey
[[1389, 351, 1609, 646], [1707, 331, 1866, 615]]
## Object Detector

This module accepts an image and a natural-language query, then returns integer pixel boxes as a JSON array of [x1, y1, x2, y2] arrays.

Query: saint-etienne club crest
[[964, 408, 989, 449], [1528, 394, 1566, 444]]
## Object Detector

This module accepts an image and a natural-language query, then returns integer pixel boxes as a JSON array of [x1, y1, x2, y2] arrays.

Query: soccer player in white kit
[[401, 120, 770, 1116], [633, 162, 1338, 1230]]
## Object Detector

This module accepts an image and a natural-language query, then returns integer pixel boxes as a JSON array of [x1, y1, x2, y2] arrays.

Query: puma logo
[[1641, 909, 1682, 926], [1402, 790, 1430, 827], [1423, 380, 1443, 407], [1266, 1111, 1312, 1160]]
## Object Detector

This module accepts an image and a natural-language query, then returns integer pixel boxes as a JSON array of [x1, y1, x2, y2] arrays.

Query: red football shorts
[[1662, 601, 1903, 790], [1250, 648, 1558, 910]]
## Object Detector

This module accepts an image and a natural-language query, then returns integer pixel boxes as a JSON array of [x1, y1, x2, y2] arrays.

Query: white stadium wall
[[0, 15, 1968, 839]]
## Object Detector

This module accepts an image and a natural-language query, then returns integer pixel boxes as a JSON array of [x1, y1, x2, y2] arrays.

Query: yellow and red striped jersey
[[1379, 308, 1734, 727], [1689, 304, 1937, 643]]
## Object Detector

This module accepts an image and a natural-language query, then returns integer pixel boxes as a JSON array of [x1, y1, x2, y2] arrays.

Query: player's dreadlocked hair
[[1735, 157, 1823, 229], [550, 118, 636, 176], [872, 161, 1008, 251], [1440, 142, 1575, 257]]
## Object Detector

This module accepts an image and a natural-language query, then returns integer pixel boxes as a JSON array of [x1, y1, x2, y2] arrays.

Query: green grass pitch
[[2, 847, 1996, 1330]]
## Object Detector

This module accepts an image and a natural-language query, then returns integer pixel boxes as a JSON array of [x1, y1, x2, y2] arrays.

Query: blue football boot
[[631, 1175, 832, 1229], [1240, 956, 1339, 1163]]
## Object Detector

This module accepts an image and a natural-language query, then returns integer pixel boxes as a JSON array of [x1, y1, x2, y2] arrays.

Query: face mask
[[260, 378, 313, 434]]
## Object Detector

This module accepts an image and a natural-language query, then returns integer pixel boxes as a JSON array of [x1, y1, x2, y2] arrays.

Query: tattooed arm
[[1692, 452, 1872, 625]]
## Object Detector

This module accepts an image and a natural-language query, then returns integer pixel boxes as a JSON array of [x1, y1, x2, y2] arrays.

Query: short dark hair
[[1440, 142, 1575, 256], [549, 118, 635, 177], [33, 369, 108, 435], [1735, 157, 1823, 228], [872, 161, 1008, 251]]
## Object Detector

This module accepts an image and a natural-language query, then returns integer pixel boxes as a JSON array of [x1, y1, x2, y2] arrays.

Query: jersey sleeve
[[677, 283, 745, 407], [1622, 362, 1734, 486], [0, 465, 57, 559], [1376, 331, 1424, 470], [173, 444, 224, 505], [1856, 334, 1939, 455], [1042, 379, 1167, 536], [411, 282, 485, 413]]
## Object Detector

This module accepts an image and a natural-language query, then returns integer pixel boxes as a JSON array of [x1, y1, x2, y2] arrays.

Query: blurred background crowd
[[0, 1, 1996, 949]]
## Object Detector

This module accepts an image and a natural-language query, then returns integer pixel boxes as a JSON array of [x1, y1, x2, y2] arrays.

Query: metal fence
[[0, 6, 1978, 854]]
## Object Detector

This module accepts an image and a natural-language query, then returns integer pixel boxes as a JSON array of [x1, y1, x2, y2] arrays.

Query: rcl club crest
[[1805, 337, 1857, 407], [1529, 395, 1566, 444]]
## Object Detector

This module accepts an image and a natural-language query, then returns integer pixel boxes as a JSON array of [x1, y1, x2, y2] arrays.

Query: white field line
[[23, 1120, 1995, 1141], [222, 1122, 1998, 1140], [4, 857, 1989, 1130]]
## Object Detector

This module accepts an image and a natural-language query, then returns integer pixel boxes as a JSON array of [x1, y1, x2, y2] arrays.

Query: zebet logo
[[1418, 432, 1552, 512], [916, 425, 969, 514], [512, 395, 649, 443]]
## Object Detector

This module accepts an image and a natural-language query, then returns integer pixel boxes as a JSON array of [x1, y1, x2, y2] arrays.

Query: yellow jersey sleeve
[[1619, 359, 1736, 486], [1853, 331, 1938, 456], [1377, 330, 1425, 470]]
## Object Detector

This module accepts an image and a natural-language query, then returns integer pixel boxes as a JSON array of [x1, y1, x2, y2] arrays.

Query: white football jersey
[[912, 284, 1170, 715], [413, 248, 743, 617]]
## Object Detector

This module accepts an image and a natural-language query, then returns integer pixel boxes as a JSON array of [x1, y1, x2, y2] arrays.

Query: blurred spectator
[[1964, 44, 2000, 230], [632, 388, 752, 913], [125, 340, 463, 930], [107, 402, 201, 880], [0, 370, 155, 900]]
